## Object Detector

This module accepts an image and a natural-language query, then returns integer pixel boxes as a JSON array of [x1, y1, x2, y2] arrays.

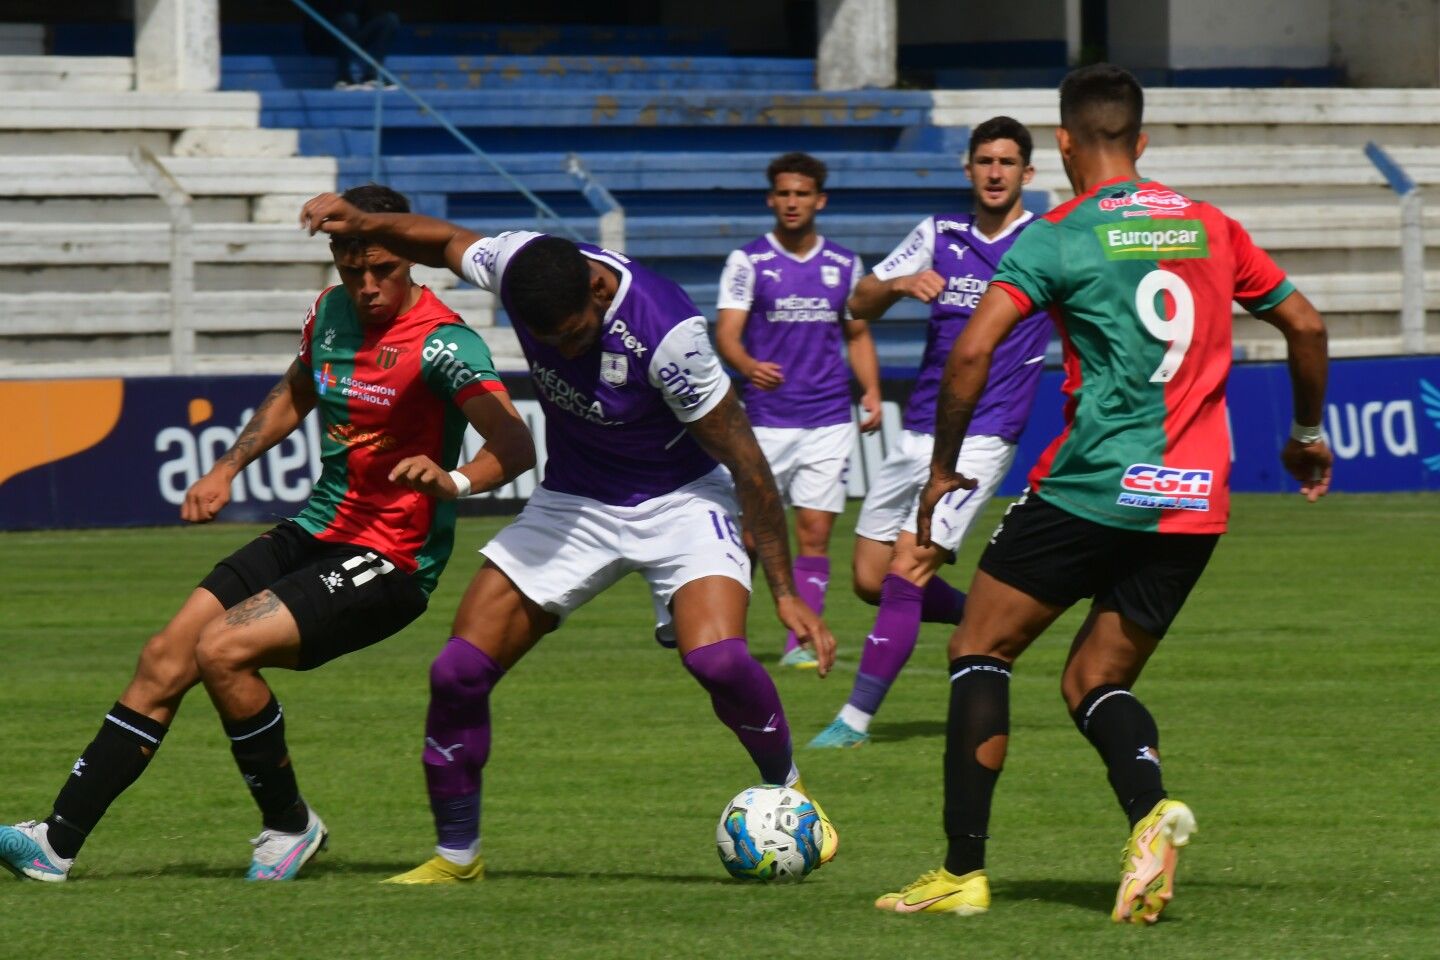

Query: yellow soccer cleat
[[382, 853, 485, 885], [875, 868, 991, 916], [791, 778, 838, 865], [1113, 798, 1197, 925]]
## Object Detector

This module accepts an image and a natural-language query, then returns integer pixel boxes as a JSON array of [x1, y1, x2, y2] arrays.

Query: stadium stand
[[2, 17, 1437, 376]]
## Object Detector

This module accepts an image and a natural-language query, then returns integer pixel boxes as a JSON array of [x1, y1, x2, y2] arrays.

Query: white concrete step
[[0, 56, 133, 91], [0, 154, 336, 197], [0, 288, 497, 336], [0, 91, 261, 130], [933, 87, 1440, 127]]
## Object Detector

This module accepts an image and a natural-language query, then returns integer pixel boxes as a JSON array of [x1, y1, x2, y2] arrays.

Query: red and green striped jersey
[[992, 177, 1294, 533], [294, 285, 506, 593]]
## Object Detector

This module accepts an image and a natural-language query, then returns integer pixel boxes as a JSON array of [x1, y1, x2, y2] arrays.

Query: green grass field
[[2, 494, 1437, 959]]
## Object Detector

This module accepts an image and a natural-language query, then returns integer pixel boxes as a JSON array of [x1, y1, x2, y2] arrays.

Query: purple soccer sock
[[422, 637, 505, 852], [847, 574, 923, 719], [684, 637, 794, 783], [784, 556, 831, 654], [921, 576, 968, 625]]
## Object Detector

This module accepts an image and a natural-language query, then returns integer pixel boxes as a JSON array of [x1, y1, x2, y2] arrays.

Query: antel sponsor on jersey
[[1117, 463, 1213, 512]]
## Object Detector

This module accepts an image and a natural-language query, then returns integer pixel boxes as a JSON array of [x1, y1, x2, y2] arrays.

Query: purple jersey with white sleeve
[[463, 232, 729, 507], [716, 234, 863, 428], [872, 212, 1052, 439]]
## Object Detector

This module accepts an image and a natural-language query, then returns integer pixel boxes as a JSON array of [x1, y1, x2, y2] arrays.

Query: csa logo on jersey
[[600, 351, 629, 386], [1117, 463, 1212, 512], [821, 264, 841, 288]]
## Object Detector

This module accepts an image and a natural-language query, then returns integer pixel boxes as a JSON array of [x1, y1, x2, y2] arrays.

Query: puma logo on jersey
[[948, 243, 967, 259], [762, 268, 783, 282]]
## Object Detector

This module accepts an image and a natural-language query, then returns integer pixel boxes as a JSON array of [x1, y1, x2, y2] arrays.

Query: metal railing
[[1365, 141, 1425, 354], [287, 0, 625, 248]]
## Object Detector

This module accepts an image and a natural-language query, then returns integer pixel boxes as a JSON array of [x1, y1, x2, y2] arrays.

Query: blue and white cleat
[[806, 717, 871, 749], [780, 647, 819, 670], [0, 820, 73, 882], [246, 807, 328, 881]]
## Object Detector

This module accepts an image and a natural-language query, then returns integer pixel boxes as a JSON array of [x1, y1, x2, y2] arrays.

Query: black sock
[[223, 695, 307, 833], [45, 702, 169, 860], [943, 655, 1012, 876], [1073, 684, 1166, 828]]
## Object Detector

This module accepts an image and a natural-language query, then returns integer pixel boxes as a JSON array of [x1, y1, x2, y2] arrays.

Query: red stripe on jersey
[[991, 280, 1034, 316], [454, 378, 508, 406], [1027, 305, 1080, 492]]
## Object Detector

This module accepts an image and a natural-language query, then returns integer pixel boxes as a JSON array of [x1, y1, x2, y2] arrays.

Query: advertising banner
[[3, 355, 1437, 530]]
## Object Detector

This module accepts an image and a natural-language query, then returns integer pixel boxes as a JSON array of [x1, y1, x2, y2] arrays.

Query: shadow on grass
[[91, 859, 731, 885], [869, 720, 947, 743], [998, 875, 1263, 917]]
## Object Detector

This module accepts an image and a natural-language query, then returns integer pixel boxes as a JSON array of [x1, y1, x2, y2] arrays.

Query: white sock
[[783, 762, 801, 788], [839, 704, 873, 733], [436, 840, 480, 865]]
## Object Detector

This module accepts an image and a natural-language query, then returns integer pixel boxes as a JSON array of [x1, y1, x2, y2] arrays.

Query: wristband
[[1290, 421, 1324, 445], [447, 469, 472, 499]]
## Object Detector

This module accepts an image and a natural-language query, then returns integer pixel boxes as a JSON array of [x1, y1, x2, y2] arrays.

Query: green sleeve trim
[[1241, 278, 1296, 315]]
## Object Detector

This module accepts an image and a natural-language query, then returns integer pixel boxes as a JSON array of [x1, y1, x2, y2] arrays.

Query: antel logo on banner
[[154, 403, 321, 507], [1323, 378, 1440, 470]]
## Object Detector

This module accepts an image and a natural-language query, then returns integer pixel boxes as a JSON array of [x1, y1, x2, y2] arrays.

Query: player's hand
[[1280, 438, 1333, 502], [390, 455, 465, 499], [776, 595, 835, 677], [895, 270, 946, 304], [857, 387, 883, 433], [181, 471, 233, 524], [300, 193, 369, 238], [746, 360, 785, 391], [915, 469, 977, 548]]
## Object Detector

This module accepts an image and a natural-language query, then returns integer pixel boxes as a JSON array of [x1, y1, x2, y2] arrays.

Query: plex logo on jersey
[[1117, 463, 1213, 512], [607, 317, 648, 357], [1095, 219, 1209, 261]]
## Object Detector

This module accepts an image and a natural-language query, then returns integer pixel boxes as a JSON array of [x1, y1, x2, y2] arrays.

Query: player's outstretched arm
[[847, 271, 946, 320], [915, 287, 1024, 546], [844, 317, 883, 432], [715, 308, 784, 390], [389, 391, 536, 499], [1256, 289, 1333, 501], [299, 193, 483, 280], [685, 391, 836, 675], [183, 360, 317, 523]]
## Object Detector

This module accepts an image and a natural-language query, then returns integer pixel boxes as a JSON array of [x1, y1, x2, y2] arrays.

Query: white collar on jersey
[[969, 210, 1034, 245], [764, 232, 826, 264], [581, 247, 634, 327]]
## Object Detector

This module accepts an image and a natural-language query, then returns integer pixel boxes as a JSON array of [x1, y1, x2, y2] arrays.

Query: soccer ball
[[715, 784, 824, 882]]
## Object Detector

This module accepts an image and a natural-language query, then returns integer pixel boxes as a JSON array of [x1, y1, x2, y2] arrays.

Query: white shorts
[[480, 467, 752, 646], [753, 422, 854, 514], [854, 431, 1016, 554]]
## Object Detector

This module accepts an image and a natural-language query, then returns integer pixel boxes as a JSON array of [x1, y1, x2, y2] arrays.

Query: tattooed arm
[[915, 287, 1024, 547], [181, 360, 317, 523], [686, 389, 836, 675]]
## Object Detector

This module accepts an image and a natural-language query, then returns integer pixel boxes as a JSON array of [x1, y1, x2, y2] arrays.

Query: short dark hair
[[766, 152, 827, 191], [1059, 63, 1144, 150], [968, 116, 1033, 164], [505, 235, 591, 335], [332, 183, 410, 254], [341, 182, 410, 214]]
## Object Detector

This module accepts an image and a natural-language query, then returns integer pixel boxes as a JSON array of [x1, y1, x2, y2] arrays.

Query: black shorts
[[978, 491, 1219, 639], [199, 520, 428, 670]]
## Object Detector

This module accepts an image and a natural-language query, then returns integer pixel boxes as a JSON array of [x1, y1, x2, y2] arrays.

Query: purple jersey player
[[715, 152, 882, 671], [808, 116, 1055, 749], [299, 194, 840, 884]]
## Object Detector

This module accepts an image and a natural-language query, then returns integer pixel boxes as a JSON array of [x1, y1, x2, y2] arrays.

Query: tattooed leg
[[195, 590, 302, 722]]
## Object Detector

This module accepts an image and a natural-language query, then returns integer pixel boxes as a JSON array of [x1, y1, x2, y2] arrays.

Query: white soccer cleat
[[246, 807, 328, 881], [0, 820, 73, 882]]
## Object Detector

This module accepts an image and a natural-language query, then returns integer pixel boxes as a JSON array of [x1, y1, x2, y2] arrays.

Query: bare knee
[[793, 510, 835, 557], [193, 621, 253, 681], [1060, 660, 1133, 713], [127, 629, 203, 709]]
